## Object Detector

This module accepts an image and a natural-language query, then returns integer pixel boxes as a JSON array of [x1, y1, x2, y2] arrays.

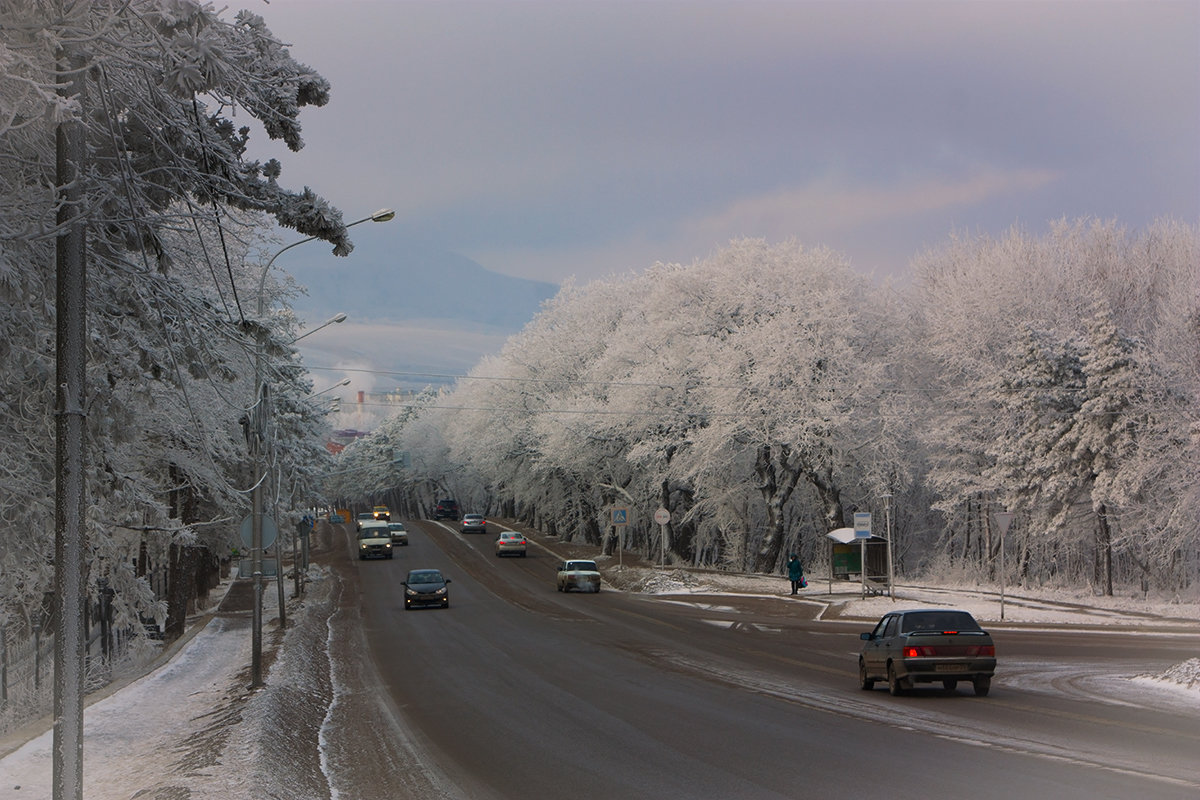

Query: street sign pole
[[654, 507, 671, 569], [993, 512, 1015, 621], [854, 512, 872, 597]]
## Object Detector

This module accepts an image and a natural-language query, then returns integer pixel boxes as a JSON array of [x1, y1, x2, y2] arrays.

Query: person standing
[[787, 554, 805, 594]]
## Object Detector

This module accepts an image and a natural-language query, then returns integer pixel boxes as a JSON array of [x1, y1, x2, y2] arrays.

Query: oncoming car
[[357, 523, 393, 560], [402, 568, 451, 609], [556, 560, 601, 593], [461, 514, 487, 534], [387, 521, 408, 545], [495, 532, 527, 557], [355, 512, 374, 531], [372, 505, 390, 521], [858, 609, 996, 696]]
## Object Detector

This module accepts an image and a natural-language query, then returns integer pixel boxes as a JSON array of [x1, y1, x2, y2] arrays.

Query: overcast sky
[[248, 0, 1199, 288]]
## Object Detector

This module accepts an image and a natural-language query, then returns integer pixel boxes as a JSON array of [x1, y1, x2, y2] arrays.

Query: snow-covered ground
[[1, 565, 1197, 798]]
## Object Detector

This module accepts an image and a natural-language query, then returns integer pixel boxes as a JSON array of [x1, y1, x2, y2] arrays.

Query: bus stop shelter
[[826, 527, 891, 597]]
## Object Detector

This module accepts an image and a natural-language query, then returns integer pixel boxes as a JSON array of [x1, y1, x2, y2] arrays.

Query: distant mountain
[[283, 236, 558, 330]]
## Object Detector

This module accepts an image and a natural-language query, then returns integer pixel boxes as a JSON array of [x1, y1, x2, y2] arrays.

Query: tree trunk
[[1096, 505, 1113, 596], [752, 444, 805, 573]]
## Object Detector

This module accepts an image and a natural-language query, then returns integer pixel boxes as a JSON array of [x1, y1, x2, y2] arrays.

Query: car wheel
[[942, 679, 958, 692], [973, 676, 991, 697], [859, 659, 874, 691], [887, 662, 905, 696]]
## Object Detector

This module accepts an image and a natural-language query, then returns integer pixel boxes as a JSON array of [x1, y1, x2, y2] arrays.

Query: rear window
[[901, 611, 981, 633], [566, 561, 597, 571]]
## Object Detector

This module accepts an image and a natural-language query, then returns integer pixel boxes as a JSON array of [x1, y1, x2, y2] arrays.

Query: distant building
[[325, 389, 421, 450]]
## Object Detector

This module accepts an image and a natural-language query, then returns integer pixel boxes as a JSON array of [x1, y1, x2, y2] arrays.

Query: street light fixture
[[306, 377, 352, 399], [291, 312, 348, 345], [249, 209, 394, 688]]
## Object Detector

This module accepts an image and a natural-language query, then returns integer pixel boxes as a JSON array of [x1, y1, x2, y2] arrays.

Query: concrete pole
[[54, 35, 88, 800]]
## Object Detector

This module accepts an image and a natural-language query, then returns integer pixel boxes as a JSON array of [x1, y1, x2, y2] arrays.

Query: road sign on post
[[993, 512, 1015, 620], [853, 512, 872, 538], [654, 508, 670, 568], [612, 507, 628, 526]]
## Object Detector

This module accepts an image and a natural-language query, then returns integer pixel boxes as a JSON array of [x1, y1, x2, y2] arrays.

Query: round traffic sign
[[653, 507, 671, 525], [239, 514, 278, 549]]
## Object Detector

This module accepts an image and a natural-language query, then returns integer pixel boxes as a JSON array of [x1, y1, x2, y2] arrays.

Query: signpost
[[993, 512, 1015, 620], [654, 507, 671, 568], [612, 507, 628, 567], [854, 512, 871, 597]]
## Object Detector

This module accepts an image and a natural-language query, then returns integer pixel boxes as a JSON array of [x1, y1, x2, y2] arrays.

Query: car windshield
[[358, 530, 383, 539], [408, 571, 442, 584], [900, 611, 981, 633], [389, 523, 405, 530]]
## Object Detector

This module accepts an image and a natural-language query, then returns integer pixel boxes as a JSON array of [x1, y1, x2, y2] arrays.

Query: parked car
[[402, 569, 451, 609], [355, 512, 374, 531], [556, 560, 601, 592], [858, 609, 996, 696], [495, 531, 527, 557], [357, 523, 393, 560], [461, 513, 487, 534], [434, 499, 460, 520], [372, 505, 390, 521], [387, 521, 408, 545]]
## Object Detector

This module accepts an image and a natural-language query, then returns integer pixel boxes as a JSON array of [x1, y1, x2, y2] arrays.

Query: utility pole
[[54, 33, 88, 800]]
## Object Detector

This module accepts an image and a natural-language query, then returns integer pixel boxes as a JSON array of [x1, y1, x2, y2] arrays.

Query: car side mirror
[[400, 582, 408, 587], [444, 578, 451, 583], [860, 632, 872, 641]]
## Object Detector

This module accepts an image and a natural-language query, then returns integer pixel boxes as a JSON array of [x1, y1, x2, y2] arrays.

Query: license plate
[[936, 664, 967, 672]]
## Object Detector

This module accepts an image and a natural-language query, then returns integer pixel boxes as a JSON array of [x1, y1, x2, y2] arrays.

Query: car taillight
[[969, 645, 995, 657], [904, 645, 937, 657]]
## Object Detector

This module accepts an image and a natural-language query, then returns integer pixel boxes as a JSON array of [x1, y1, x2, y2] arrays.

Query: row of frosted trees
[[336, 220, 1199, 595], [0, 0, 347, 726]]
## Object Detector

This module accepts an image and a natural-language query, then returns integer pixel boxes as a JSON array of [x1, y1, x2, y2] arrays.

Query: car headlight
[[434, 587, 447, 595], [405, 588, 418, 596]]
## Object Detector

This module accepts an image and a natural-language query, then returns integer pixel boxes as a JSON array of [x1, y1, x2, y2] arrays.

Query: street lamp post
[[249, 209, 393, 688]]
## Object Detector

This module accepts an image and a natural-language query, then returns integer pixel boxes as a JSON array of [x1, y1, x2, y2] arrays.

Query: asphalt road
[[333, 518, 1200, 800]]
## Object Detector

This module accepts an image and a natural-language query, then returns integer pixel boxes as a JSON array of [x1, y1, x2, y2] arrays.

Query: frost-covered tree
[[0, 0, 349, 643], [913, 219, 1200, 589]]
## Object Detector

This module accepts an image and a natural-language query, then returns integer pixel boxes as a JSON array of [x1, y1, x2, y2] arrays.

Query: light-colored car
[[461, 514, 487, 534], [495, 531, 527, 557], [357, 522, 393, 560], [387, 521, 408, 545], [858, 609, 996, 696], [556, 560, 601, 592], [355, 512, 375, 531]]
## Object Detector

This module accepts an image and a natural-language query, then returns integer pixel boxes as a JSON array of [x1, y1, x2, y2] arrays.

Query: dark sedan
[[402, 569, 451, 609], [858, 609, 996, 696]]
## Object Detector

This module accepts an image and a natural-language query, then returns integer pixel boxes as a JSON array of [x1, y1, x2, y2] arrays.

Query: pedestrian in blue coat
[[787, 554, 805, 594]]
